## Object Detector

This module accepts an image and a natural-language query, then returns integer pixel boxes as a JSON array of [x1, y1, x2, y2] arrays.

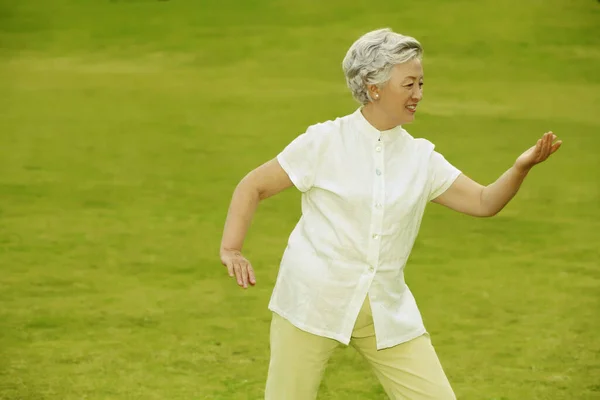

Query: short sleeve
[[427, 150, 462, 201], [277, 125, 326, 192]]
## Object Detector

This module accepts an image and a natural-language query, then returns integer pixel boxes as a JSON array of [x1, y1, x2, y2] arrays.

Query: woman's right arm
[[220, 158, 294, 289]]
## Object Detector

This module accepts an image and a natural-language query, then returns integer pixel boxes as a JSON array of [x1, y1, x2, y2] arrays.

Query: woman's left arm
[[432, 131, 562, 217]]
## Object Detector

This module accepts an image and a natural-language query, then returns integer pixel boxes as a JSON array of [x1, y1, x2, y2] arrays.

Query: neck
[[361, 103, 398, 131]]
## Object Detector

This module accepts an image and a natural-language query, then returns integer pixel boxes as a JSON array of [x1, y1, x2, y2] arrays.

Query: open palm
[[515, 131, 562, 171]]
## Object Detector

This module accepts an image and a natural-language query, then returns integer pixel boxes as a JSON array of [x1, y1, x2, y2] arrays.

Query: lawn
[[0, 0, 599, 399]]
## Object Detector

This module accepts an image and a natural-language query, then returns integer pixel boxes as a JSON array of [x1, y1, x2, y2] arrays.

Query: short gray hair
[[342, 28, 423, 105]]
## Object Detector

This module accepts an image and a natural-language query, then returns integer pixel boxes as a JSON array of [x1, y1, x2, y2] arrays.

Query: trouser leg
[[350, 297, 456, 400], [265, 312, 339, 400]]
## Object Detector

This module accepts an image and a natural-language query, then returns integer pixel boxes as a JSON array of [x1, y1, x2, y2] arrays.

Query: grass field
[[1, 0, 599, 399]]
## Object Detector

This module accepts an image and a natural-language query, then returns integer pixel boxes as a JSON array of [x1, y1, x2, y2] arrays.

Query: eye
[[419, 82, 424, 87]]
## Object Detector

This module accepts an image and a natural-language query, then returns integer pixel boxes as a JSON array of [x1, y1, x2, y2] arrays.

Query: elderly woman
[[219, 28, 561, 399]]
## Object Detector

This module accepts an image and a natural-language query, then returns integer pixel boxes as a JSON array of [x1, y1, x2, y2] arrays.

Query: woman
[[219, 28, 561, 399]]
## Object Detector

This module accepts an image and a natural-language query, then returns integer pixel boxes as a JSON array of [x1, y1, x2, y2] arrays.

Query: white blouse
[[269, 108, 461, 349]]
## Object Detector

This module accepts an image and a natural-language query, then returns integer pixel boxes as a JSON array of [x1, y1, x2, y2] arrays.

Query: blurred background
[[0, 1, 598, 399]]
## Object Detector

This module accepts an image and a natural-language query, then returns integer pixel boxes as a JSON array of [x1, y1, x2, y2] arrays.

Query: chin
[[397, 116, 415, 125]]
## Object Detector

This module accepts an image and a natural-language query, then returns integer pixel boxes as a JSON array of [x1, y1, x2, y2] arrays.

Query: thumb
[[550, 140, 563, 154], [225, 262, 234, 277], [221, 254, 234, 276]]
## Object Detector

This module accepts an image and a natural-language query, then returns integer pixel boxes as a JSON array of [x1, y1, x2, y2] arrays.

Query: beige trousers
[[265, 297, 455, 399]]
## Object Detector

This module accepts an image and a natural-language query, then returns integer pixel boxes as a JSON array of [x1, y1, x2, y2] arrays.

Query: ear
[[367, 84, 380, 100]]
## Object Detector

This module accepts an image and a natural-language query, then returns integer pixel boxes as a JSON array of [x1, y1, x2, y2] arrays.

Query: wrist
[[513, 162, 532, 176], [220, 246, 241, 256]]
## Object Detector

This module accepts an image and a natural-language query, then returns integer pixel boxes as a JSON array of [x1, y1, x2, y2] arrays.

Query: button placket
[[367, 138, 386, 271]]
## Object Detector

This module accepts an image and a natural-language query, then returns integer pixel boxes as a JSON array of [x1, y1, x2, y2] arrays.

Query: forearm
[[220, 179, 261, 252], [481, 164, 530, 216]]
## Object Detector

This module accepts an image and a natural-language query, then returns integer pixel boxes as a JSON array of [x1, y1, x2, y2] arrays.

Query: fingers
[[535, 138, 543, 157], [240, 263, 249, 288], [233, 262, 243, 286], [221, 250, 256, 289], [550, 140, 562, 154], [541, 132, 552, 160], [247, 265, 256, 286], [232, 261, 255, 289], [549, 132, 562, 154], [539, 131, 561, 160]]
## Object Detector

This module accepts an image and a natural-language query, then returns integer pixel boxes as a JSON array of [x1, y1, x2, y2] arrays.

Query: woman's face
[[375, 58, 424, 126]]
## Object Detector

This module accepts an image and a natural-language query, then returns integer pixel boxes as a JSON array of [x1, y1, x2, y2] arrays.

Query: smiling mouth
[[406, 105, 417, 113]]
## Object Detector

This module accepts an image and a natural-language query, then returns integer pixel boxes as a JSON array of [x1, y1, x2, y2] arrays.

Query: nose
[[412, 87, 423, 102]]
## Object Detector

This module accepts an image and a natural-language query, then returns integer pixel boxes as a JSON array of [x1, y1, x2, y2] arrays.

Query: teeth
[[406, 105, 416, 110]]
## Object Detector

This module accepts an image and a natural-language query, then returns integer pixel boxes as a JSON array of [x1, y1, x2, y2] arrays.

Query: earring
[[374, 93, 379, 99]]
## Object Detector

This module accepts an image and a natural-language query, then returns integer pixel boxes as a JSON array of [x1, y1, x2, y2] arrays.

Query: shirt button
[[375, 169, 382, 176], [368, 266, 375, 272], [372, 234, 379, 239], [375, 146, 382, 152]]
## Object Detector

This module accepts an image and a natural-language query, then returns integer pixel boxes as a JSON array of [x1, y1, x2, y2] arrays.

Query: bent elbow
[[236, 176, 262, 201], [479, 207, 501, 218]]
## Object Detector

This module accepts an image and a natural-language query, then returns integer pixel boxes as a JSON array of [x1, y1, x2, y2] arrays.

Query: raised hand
[[515, 131, 562, 172], [220, 249, 256, 289]]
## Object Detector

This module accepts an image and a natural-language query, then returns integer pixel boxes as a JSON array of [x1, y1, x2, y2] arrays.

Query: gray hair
[[342, 28, 423, 105]]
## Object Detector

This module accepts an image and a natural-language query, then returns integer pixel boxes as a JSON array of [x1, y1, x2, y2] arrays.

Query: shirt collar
[[352, 107, 405, 143]]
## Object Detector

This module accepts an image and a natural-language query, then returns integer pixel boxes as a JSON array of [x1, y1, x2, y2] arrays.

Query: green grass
[[1, 0, 599, 399]]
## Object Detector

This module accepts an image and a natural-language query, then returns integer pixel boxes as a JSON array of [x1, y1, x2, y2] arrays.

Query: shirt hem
[[268, 305, 352, 345], [375, 327, 428, 350], [269, 305, 428, 350]]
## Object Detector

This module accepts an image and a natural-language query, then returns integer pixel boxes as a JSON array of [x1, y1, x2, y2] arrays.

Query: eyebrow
[[403, 76, 424, 80]]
